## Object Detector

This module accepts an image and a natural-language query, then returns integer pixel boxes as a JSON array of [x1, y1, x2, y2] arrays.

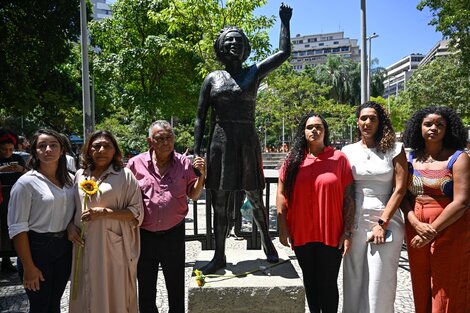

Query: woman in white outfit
[[342, 101, 408, 313]]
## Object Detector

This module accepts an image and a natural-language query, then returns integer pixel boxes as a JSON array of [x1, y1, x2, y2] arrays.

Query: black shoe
[[1, 260, 17, 273]]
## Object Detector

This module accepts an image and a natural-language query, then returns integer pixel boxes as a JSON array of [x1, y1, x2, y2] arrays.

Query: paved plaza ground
[[0, 229, 415, 313]]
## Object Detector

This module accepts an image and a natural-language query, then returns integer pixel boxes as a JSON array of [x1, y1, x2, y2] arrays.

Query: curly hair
[[80, 130, 123, 171], [214, 26, 251, 63], [29, 129, 73, 187], [403, 106, 466, 153], [355, 101, 395, 153], [283, 112, 330, 204]]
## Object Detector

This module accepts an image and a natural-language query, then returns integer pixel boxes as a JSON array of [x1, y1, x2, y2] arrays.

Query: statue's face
[[222, 31, 244, 61]]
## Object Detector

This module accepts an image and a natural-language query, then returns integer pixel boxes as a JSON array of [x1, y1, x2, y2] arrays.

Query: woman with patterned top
[[342, 102, 408, 313], [402, 106, 470, 313]]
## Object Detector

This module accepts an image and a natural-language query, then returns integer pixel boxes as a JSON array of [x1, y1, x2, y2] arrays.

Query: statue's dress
[[205, 65, 264, 191]]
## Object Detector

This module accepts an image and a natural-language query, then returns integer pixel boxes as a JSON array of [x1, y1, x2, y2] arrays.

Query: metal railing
[[185, 177, 279, 250]]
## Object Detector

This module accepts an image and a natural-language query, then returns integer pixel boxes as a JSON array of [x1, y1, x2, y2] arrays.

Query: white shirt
[[7, 170, 75, 238], [66, 154, 77, 172]]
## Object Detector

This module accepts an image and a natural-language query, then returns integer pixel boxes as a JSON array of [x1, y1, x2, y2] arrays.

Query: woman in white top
[[8, 129, 75, 313], [341, 102, 408, 313]]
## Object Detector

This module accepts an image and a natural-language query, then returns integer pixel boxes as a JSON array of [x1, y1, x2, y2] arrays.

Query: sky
[[254, 0, 444, 68], [106, 0, 443, 68]]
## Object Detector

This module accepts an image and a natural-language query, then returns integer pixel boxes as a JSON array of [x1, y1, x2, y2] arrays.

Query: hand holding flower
[[81, 207, 109, 222]]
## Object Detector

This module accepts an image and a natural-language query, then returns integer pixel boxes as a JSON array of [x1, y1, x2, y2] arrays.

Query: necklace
[[87, 172, 109, 186], [422, 147, 444, 163], [360, 141, 376, 160]]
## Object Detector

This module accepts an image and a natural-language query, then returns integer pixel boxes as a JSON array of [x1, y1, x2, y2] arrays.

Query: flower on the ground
[[194, 269, 206, 287]]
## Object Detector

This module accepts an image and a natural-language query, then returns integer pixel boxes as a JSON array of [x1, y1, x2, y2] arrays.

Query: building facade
[[91, 0, 112, 20], [383, 53, 425, 98], [383, 39, 450, 98], [418, 39, 450, 67], [290, 31, 361, 71]]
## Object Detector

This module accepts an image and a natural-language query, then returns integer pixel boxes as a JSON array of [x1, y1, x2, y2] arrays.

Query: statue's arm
[[257, 3, 292, 79], [194, 74, 212, 156]]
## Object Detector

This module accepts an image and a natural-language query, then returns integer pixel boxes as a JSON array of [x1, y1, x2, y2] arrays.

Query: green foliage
[[418, 0, 470, 76], [89, 0, 274, 146], [173, 122, 195, 153], [371, 65, 386, 98], [161, 0, 274, 76], [0, 0, 86, 135], [312, 55, 361, 106], [397, 55, 470, 125], [90, 0, 201, 134], [256, 63, 355, 146], [95, 108, 148, 155]]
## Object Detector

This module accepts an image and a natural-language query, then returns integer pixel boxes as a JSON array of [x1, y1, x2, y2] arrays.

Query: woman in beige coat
[[67, 130, 143, 313]]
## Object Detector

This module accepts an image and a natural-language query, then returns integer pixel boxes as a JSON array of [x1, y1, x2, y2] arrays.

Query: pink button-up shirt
[[127, 150, 197, 232]]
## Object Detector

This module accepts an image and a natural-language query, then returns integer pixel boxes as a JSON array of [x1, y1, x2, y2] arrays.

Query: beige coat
[[69, 166, 143, 313]]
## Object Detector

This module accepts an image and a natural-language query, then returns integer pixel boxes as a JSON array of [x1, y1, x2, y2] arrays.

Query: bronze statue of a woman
[[194, 3, 292, 274]]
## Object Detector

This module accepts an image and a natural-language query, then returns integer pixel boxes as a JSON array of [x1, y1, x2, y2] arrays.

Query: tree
[[0, 0, 87, 134], [314, 55, 361, 105], [256, 63, 355, 147], [396, 54, 470, 125], [90, 0, 275, 149], [418, 0, 470, 76], [370, 64, 386, 98]]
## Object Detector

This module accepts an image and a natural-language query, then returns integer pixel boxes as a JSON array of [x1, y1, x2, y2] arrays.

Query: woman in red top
[[277, 112, 355, 313]]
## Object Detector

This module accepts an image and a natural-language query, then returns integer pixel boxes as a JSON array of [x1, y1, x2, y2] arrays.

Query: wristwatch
[[378, 218, 388, 227]]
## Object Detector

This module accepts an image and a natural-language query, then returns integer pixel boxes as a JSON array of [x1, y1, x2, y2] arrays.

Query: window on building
[[319, 43, 324, 46], [324, 48, 331, 53], [315, 50, 323, 54], [341, 47, 350, 52], [333, 41, 339, 44], [332, 48, 340, 53], [305, 44, 310, 48]]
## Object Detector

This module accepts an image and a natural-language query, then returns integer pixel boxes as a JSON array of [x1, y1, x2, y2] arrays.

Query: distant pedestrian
[[14, 135, 31, 163], [0, 129, 26, 273]]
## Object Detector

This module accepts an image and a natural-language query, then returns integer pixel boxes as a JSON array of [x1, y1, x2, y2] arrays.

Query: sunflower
[[194, 269, 206, 287], [80, 179, 99, 196]]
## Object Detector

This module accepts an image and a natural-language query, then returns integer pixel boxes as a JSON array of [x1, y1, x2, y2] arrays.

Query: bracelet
[[344, 231, 353, 238]]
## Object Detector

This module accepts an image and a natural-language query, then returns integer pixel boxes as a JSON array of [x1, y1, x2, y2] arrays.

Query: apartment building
[[383, 39, 450, 98], [91, 0, 112, 20], [290, 31, 361, 71], [383, 53, 425, 98]]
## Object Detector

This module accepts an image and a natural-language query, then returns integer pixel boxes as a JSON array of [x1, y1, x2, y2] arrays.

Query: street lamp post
[[80, 0, 92, 140], [360, 0, 368, 104], [367, 33, 379, 100]]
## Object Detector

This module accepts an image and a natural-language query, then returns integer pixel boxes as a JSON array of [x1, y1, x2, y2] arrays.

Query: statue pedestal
[[188, 249, 305, 313]]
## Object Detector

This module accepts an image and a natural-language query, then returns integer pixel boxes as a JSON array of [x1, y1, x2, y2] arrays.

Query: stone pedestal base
[[188, 249, 305, 313]]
